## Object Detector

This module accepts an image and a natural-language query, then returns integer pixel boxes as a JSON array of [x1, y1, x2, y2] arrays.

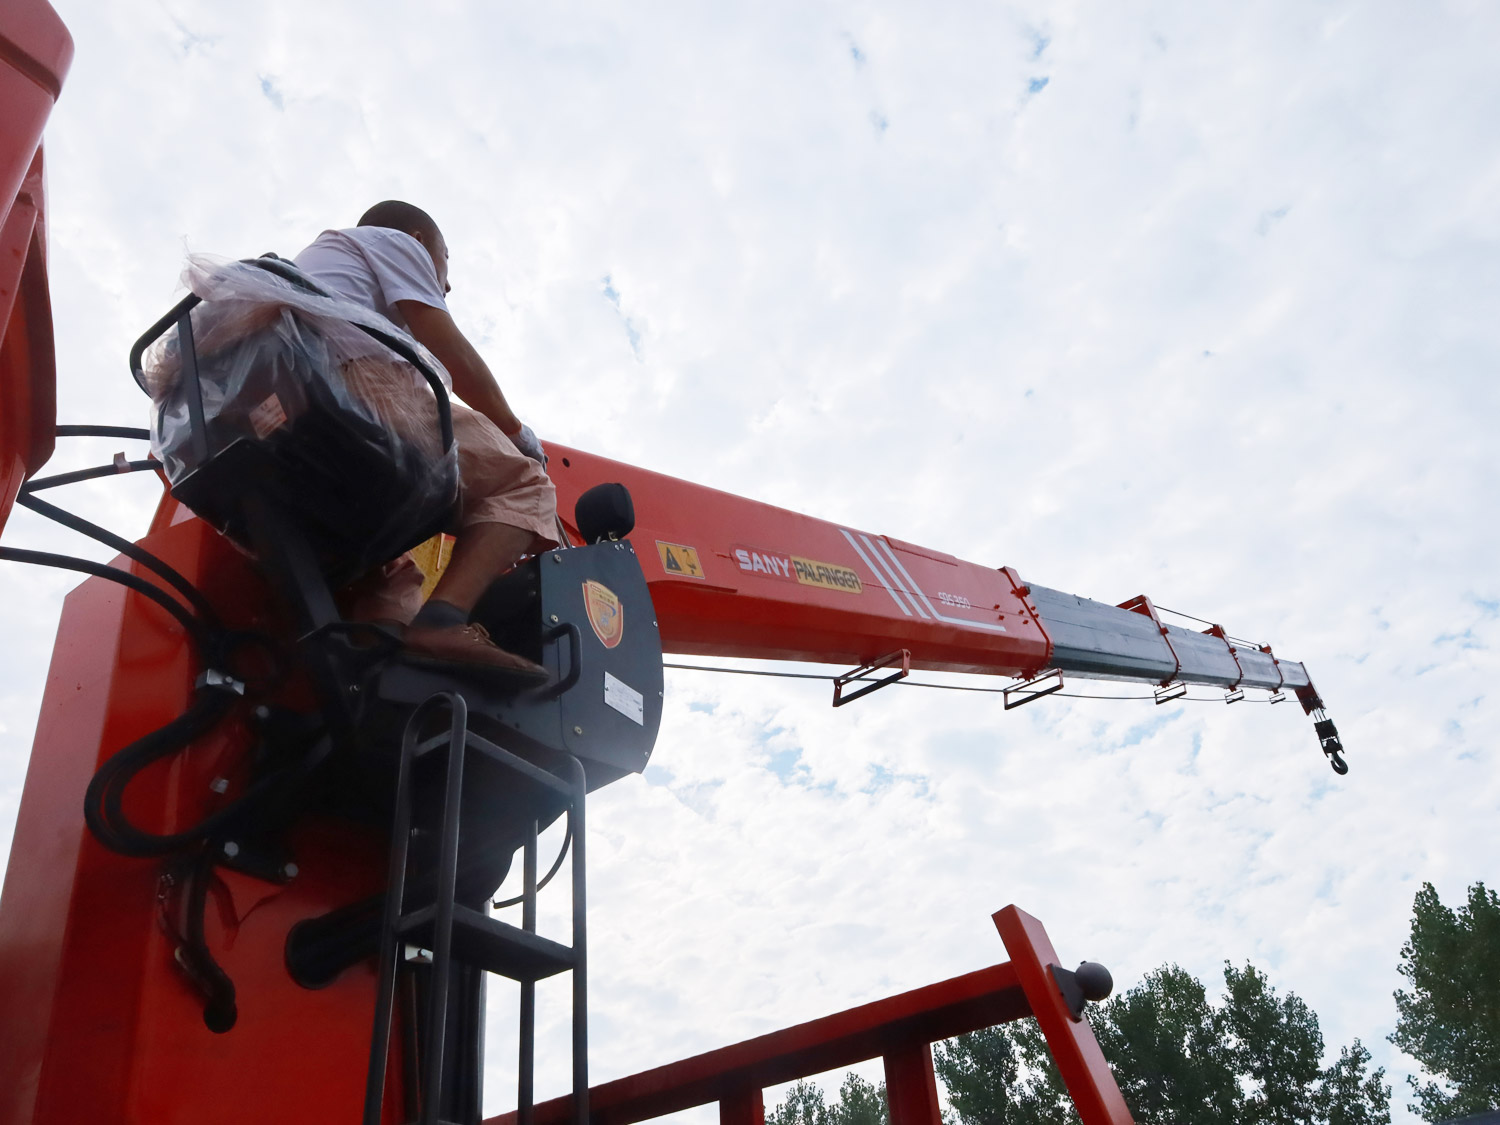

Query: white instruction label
[[249, 393, 288, 438], [604, 671, 644, 725]]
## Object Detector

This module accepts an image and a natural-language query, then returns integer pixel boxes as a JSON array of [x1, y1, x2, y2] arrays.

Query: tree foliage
[[935, 1023, 1069, 1125], [1390, 881, 1500, 1122], [932, 962, 1389, 1125], [767, 1073, 890, 1125], [1086, 965, 1241, 1122]]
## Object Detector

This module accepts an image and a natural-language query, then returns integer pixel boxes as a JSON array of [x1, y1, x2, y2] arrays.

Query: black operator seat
[[133, 254, 461, 605], [131, 256, 664, 996], [129, 254, 662, 790]]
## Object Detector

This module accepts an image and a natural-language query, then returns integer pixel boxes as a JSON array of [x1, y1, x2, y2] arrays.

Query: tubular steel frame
[[366, 692, 590, 1125], [486, 905, 1134, 1125]]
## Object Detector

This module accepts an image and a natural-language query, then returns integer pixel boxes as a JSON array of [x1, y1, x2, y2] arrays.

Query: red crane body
[[0, 5, 1331, 1121], [547, 444, 1050, 677]]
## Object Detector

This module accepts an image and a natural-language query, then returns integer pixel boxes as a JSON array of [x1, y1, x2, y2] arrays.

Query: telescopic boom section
[[546, 444, 1343, 769], [547, 445, 1316, 697]]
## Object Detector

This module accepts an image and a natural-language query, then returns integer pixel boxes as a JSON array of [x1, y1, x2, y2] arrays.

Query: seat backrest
[[135, 256, 459, 587]]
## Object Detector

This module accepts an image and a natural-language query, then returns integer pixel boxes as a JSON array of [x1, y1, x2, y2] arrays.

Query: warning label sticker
[[249, 393, 288, 438], [732, 546, 862, 594], [656, 541, 705, 579]]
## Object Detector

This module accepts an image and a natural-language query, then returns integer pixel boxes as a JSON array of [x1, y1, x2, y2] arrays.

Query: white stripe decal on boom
[[838, 528, 913, 616], [858, 533, 930, 619], [875, 537, 1010, 635]]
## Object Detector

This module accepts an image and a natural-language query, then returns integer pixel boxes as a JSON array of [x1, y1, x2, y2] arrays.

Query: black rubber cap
[[1075, 961, 1113, 1002], [575, 482, 635, 544]]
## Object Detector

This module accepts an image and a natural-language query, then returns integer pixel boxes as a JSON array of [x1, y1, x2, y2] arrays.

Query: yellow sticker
[[656, 540, 706, 579], [790, 555, 863, 594]]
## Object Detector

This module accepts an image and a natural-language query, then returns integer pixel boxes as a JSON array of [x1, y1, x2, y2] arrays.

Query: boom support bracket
[[1004, 669, 1065, 710], [833, 650, 911, 708], [1117, 594, 1180, 686]]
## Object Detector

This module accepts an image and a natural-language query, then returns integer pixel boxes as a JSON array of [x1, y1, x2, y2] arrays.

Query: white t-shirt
[[293, 226, 447, 334]]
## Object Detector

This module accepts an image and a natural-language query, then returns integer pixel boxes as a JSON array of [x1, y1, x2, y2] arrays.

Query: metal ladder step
[[397, 903, 575, 982]]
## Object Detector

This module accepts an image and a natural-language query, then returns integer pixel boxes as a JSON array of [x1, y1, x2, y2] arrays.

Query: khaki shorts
[[340, 357, 559, 623]]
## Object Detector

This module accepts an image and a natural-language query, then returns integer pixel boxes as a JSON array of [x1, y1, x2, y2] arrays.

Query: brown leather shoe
[[402, 622, 551, 686]]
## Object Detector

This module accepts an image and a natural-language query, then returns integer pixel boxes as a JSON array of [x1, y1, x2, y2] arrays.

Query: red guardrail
[[486, 905, 1133, 1125]]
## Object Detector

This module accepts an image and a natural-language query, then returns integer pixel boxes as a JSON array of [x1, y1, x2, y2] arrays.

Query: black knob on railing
[[1075, 961, 1113, 1003], [1052, 961, 1114, 1020]]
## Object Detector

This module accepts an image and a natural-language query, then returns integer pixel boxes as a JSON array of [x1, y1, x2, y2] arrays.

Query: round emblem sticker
[[582, 580, 624, 649]]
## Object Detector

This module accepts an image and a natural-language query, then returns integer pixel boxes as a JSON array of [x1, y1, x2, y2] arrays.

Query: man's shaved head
[[358, 200, 441, 241], [358, 200, 452, 294]]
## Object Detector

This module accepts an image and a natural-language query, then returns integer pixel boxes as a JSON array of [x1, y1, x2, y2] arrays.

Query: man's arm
[[395, 300, 522, 436]]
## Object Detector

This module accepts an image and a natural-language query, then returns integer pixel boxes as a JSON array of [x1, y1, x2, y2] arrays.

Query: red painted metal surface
[[992, 907, 1135, 1125], [486, 905, 1131, 1125], [0, 10, 1126, 1117], [547, 445, 1053, 679], [0, 505, 411, 1125], [0, 0, 69, 538], [720, 1088, 766, 1125], [883, 1044, 943, 1125]]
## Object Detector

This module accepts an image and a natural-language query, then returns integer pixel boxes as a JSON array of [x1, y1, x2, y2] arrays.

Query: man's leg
[[337, 361, 556, 680], [401, 403, 559, 681], [402, 522, 549, 679], [424, 522, 537, 614]]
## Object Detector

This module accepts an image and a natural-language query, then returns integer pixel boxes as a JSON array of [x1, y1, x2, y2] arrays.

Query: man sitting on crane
[[293, 200, 554, 681]]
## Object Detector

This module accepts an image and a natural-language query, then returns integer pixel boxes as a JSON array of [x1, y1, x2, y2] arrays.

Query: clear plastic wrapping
[[145, 256, 460, 581]]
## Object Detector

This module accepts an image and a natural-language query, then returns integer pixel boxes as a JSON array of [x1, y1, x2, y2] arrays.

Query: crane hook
[[1313, 714, 1348, 775]]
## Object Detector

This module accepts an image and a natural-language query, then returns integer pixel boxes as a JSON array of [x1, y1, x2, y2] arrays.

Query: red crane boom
[[0, 4, 1338, 1120]]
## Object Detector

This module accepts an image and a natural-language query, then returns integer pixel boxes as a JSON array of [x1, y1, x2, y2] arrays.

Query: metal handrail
[[484, 905, 1136, 1125], [127, 255, 454, 453]]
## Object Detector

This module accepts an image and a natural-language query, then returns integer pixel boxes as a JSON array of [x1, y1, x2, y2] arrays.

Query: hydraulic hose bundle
[[0, 426, 316, 1031]]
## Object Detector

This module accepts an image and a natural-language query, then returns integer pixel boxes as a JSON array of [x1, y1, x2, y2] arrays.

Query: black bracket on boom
[[832, 650, 911, 708], [1004, 669, 1064, 710]]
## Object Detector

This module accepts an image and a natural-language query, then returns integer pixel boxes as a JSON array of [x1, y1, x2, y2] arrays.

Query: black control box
[[375, 539, 663, 792]]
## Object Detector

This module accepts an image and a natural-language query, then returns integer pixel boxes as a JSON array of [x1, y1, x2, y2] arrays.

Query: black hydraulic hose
[[1, 536, 310, 853], [55, 425, 151, 440], [493, 820, 574, 910], [182, 846, 238, 1033], [86, 698, 335, 858], [15, 492, 221, 626], [21, 459, 160, 492], [83, 687, 237, 856], [0, 546, 211, 648]]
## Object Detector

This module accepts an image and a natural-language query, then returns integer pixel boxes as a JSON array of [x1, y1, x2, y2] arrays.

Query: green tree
[[933, 962, 1389, 1125], [767, 1081, 830, 1125], [831, 1073, 889, 1125], [1089, 964, 1242, 1123], [1221, 962, 1325, 1124], [1317, 1042, 1393, 1125], [767, 1073, 890, 1125], [935, 1023, 1069, 1125], [1390, 881, 1500, 1121]]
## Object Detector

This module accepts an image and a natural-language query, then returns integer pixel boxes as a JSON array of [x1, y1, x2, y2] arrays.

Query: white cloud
[[3, 1, 1498, 1121]]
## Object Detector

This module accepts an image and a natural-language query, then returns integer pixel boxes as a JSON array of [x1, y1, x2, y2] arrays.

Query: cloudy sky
[[3, 1, 1498, 1121]]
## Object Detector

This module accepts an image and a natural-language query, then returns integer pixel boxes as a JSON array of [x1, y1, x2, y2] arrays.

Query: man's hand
[[511, 424, 546, 466], [396, 300, 523, 437]]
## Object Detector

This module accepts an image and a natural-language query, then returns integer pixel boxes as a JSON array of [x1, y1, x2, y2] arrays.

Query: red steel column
[[992, 906, 1134, 1125], [720, 1087, 764, 1125], [883, 1043, 942, 1125]]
